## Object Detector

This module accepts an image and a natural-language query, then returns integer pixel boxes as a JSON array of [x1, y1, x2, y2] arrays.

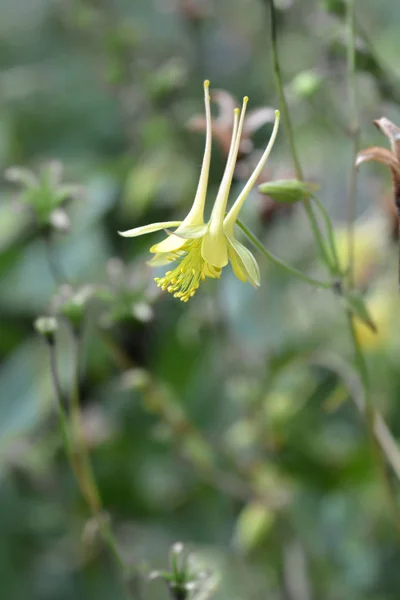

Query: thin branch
[[346, 0, 360, 288], [43, 233, 69, 285], [237, 219, 333, 289], [265, 0, 334, 272]]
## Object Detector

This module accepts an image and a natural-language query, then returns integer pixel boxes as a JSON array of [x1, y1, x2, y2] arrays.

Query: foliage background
[[2, 0, 400, 598]]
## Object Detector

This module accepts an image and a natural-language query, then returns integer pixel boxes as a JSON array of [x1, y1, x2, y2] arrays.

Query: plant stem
[[43, 233, 69, 285], [343, 0, 400, 536], [347, 314, 400, 537], [266, 0, 333, 271], [310, 194, 342, 275], [237, 219, 333, 289], [267, 0, 302, 181], [265, 0, 400, 536], [46, 328, 134, 598], [346, 0, 360, 288], [48, 342, 72, 459]]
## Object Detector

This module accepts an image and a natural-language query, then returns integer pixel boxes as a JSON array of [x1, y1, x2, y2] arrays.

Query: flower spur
[[119, 80, 280, 301]]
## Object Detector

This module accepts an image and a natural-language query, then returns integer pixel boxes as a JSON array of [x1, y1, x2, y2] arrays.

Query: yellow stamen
[[155, 239, 221, 301]]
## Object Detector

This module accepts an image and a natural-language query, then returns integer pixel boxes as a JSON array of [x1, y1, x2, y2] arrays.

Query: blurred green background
[[2, 0, 400, 598]]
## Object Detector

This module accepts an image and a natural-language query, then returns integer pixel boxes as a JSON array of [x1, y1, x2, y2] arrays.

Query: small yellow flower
[[119, 81, 280, 301]]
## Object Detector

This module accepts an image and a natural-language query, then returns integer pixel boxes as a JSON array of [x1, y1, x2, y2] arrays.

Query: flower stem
[[346, 0, 360, 288], [265, 0, 400, 537], [266, 0, 333, 272], [46, 328, 134, 598], [347, 313, 400, 537], [343, 0, 400, 535], [237, 219, 333, 289], [310, 194, 342, 275], [43, 233, 69, 285]]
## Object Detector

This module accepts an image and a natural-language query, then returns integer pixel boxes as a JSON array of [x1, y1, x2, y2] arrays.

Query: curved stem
[[310, 194, 342, 274], [47, 327, 134, 598], [237, 219, 333, 289]]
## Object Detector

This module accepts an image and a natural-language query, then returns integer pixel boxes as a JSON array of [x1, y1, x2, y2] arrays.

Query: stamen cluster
[[154, 240, 221, 301]]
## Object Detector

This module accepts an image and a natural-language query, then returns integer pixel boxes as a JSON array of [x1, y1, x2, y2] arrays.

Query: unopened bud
[[258, 179, 318, 203], [34, 316, 58, 344]]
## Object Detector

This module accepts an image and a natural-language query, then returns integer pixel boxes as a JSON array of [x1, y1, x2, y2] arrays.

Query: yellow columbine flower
[[119, 80, 280, 301]]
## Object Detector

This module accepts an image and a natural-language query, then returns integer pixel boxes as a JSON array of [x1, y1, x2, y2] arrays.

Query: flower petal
[[355, 147, 400, 178], [147, 253, 174, 267], [224, 110, 280, 235], [203, 263, 222, 279], [118, 221, 182, 238], [172, 224, 208, 239], [150, 233, 187, 253], [201, 226, 229, 268], [227, 244, 247, 282], [226, 235, 260, 287], [374, 117, 400, 162], [243, 107, 276, 135]]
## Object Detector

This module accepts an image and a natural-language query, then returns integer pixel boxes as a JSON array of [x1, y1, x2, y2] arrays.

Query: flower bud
[[34, 316, 58, 344], [258, 179, 318, 203]]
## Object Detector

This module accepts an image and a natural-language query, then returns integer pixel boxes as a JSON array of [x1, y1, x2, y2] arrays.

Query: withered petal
[[374, 117, 400, 162], [355, 146, 400, 180], [211, 89, 238, 127], [243, 107, 276, 135], [186, 115, 208, 132]]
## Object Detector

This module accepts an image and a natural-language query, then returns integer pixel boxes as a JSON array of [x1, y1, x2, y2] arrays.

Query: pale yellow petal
[[118, 221, 182, 238], [180, 80, 212, 227], [227, 244, 247, 282], [201, 225, 228, 268], [224, 110, 280, 235], [147, 253, 173, 266], [209, 97, 248, 227], [203, 263, 222, 279], [150, 233, 187, 253], [172, 225, 208, 239], [226, 235, 260, 287]]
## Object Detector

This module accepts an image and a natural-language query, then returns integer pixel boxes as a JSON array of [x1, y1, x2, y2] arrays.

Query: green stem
[[343, 1, 400, 537], [237, 219, 332, 289], [48, 342, 72, 459], [267, 0, 302, 181], [346, 0, 360, 289], [347, 313, 400, 537], [310, 194, 342, 275], [265, 0, 400, 538], [43, 233, 69, 285], [69, 328, 102, 514], [266, 0, 333, 272], [47, 327, 133, 598]]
